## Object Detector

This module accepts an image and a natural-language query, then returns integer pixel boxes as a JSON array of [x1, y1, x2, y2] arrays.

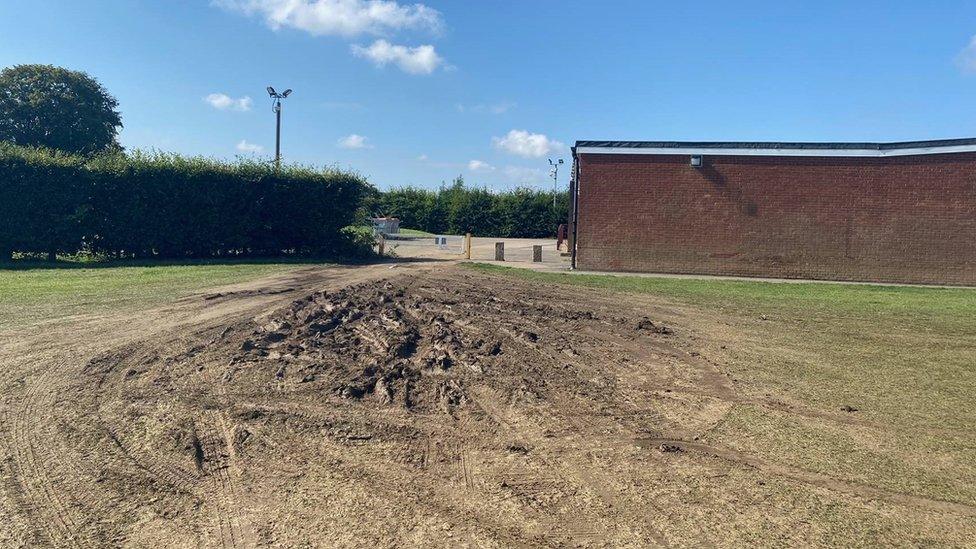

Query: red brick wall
[[575, 152, 976, 285]]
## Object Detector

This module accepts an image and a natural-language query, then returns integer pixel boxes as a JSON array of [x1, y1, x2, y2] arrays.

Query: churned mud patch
[[37, 266, 976, 547]]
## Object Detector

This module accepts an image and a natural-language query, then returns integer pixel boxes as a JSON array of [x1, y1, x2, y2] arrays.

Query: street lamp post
[[266, 86, 292, 170], [548, 158, 564, 208]]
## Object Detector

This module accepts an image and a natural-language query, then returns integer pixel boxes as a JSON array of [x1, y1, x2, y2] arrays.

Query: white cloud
[[338, 133, 373, 149], [957, 35, 976, 73], [351, 39, 445, 74], [492, 129, 565, 158], [417, 153, 428, 161], [468, 159, 494, 171], [236, 139, 264, 153], [214, 0, 443, 37], [205, 93, 253, 111]]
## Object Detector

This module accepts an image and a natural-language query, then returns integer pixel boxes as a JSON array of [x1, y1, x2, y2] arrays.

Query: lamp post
[[548, 158, 564, 208], [266, 86, 292, 170]]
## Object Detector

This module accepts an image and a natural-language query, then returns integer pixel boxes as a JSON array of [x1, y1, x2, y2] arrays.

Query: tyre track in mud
[[278, 271, 976, 534], [467, 386, 672, 547], [577, 315, 976, 521], [85, 347, 202, 497], [77, 266, 393, 548], [10, 350, 141, 545], [212, 397, 539, 546], [196, 411, 255, 548], [424, 273, 976, 528], [634, 438, 976, 518], [0, 264, 397, 547], [9, 360, 84, 547], [298, 432, 534, 547], [580, 324, 905, 434], [198, 353, 256, 549], [408, 285, 674, 543]]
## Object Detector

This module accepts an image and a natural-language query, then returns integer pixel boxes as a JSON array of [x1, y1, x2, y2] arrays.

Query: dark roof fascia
[[574, 138, 976, 151]]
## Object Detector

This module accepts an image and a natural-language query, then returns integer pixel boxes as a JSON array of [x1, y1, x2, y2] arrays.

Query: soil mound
[[214, 276, 676, 415], [60, 268, 752, 547], [230, 280, 505, 412]]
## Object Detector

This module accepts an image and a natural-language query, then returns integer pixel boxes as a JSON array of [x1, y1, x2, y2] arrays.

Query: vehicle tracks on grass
[[468, 385, 672, 547], [635, 438, 976, 519], [86, 347, 202, 497], [9, 360, 84, 547], [0, 264, 397, 547], [561, 323, 976, 522], [198, 411, 255, 548]]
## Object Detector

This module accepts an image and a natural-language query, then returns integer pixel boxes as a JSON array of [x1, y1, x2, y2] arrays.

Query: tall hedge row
[[370, 178, 570, 238], [0, 144, 370, 259]]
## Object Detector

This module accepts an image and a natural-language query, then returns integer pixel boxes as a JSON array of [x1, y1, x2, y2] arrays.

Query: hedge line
[[370, 178, 570, 238], [0, 144, 370, 260]]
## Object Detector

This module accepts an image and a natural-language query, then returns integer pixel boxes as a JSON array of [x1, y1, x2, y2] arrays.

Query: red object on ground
[[556, 224, 567, 251]]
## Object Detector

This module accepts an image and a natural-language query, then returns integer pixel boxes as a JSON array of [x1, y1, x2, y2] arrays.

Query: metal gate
[[383, 234, 466, 258]]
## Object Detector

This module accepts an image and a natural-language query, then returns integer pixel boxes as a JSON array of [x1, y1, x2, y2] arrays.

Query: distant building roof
[[574, 138, 976, 158]]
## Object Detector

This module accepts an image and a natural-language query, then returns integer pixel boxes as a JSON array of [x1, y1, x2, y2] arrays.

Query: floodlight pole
[[274, 99, 282, 170], [549, 158, 564, 208], [267, 86, 292, 172]]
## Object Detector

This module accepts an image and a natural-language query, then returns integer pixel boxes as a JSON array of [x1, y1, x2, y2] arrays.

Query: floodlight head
[[282, 89, 293, 98], [548, 158, 554, 166], [267, 86, 277, 97], [558, 159, 564, 164], [690, 154, 703, 168]]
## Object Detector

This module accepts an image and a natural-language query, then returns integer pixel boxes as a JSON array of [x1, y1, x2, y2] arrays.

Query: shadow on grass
[[0, 254, 450, 271]]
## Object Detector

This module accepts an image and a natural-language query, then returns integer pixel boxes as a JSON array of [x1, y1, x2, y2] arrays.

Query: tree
[[377, 178, 568, 238], [447, 183, 496, 235], [379, 186, 437, 228], [0, 64, 122, 155]]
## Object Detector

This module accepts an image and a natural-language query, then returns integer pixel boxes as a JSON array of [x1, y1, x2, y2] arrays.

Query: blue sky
[[2, 1, 976, 190]]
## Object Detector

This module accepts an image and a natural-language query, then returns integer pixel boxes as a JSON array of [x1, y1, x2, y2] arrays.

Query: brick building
[[569, 139, 976, 285]]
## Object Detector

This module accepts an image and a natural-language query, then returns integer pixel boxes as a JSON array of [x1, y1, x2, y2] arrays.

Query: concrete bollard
[[533, 245, 542, 262], [494, 242, 504, 261]]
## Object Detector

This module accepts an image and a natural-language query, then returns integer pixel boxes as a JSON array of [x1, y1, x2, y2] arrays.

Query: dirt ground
[[1, 262, 974, 547]]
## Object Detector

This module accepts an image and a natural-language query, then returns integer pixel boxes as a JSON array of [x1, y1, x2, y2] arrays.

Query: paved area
[[389, 235, 571, 269]]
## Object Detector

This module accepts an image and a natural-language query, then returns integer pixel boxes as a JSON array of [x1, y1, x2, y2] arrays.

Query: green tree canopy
[[0, 64, 122, 155]]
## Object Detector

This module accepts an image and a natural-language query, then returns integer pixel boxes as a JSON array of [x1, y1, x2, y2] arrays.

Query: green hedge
[[370, 177, 570, 238], [0, 144, 370, 260]]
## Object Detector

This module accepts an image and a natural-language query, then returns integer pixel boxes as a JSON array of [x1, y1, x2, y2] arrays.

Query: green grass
[[0, 260, 303, 329], [466, 263, 976, 506], [397, 228, 435, 237], [465, 263, 976, 323]]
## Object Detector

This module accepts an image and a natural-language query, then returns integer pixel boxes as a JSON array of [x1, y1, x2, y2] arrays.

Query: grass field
[[0, 260, 302, 329], [467, 263, 976, 513]]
